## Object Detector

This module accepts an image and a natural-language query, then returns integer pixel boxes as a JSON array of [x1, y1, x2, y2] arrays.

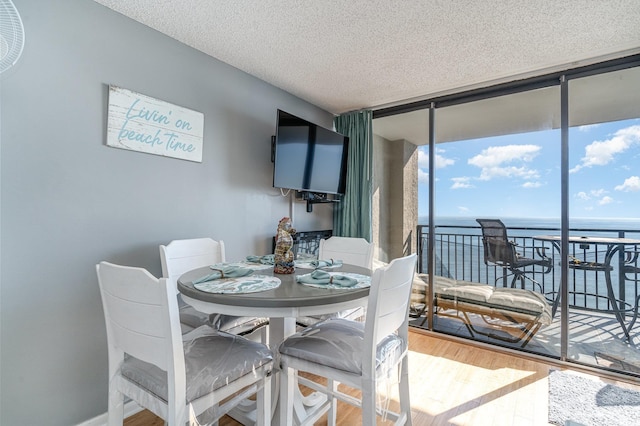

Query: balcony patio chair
[[278, 254, 417, 426], [476, 218, 552, 292], [160, 238, 268, 339], [96, 261, 273, 425], [296, 236, 374, 327]]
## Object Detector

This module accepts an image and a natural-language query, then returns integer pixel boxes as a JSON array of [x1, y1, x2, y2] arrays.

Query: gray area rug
[[548, 369, 640, 426]]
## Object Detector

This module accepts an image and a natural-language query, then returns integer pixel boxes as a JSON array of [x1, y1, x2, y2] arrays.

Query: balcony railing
[[417, 223, 640, 314]]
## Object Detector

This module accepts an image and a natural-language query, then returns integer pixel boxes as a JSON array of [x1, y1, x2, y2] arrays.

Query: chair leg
[[256, 373, 271, 426], [107, 386, 124, 426], [627, 294, 640, 336], [361, 379, 376, 426], [510, 273, 520, 288], [399, 357, 412, 425], [327, 378, 338, 426], [279, 365, 294, 426]]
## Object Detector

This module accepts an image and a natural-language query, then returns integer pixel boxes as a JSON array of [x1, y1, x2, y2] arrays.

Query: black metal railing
[[417, 223, 640, 314]]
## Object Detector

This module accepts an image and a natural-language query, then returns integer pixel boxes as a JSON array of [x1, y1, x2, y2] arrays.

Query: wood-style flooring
[[124, 329, 640, 425]]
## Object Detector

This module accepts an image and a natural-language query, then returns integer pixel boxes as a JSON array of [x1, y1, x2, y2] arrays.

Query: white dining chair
[[160, 237, 268, 338], [319, 236, 374, 269], [279, 253, 417, 426], [96, 261, 273, 426], [296, 236, 374, 327]]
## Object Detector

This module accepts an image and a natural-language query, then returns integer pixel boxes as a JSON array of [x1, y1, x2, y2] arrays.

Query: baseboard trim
[[76, 401, 143, 426]]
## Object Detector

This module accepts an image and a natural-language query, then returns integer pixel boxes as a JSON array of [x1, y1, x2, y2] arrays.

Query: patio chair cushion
[[488, 288, 552, 325], [437, 283, 495, 303], [413, 274, 552, 325]]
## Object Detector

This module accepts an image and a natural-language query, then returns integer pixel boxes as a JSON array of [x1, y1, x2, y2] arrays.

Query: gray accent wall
[[0, 1, 335, 424]]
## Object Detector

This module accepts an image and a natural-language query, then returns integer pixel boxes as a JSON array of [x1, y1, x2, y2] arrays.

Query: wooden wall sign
[[107, 86, 204, 162]]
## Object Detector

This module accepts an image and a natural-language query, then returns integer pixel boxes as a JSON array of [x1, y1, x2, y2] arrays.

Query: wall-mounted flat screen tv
[[272, 110, 349, 195]]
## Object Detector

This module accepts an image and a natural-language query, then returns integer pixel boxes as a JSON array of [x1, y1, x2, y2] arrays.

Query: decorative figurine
[[274, 217, 296, 274]]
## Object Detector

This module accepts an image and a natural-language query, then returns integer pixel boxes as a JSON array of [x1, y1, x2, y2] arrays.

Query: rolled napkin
[[192, 265, 253, 284], [296, 270, 357, 287], [245, 254, 275, 265], [310, 258, 343, 268]]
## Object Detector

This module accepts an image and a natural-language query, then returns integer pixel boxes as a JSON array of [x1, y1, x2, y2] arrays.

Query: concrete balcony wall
[[372, 134, 418, 262], [403, 142, 418, 256]]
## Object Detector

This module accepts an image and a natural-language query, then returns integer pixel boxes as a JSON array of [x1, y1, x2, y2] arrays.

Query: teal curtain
[[333, 110, 373, 241]]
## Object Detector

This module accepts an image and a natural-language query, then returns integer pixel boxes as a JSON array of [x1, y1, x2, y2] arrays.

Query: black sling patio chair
[[476, 218, 553, 292]]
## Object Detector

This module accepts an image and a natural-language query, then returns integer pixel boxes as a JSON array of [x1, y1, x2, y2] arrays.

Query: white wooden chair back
[[160, 238, 225, 293], [318, 236, 374, 269], [278, 253, 417, 425], [364, 253, 417, 369], [96, 261, 188, 422], [97, 261, 273, 425]]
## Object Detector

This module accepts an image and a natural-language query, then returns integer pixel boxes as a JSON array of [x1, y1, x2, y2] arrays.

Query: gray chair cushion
[[295, 306, 364, 327], [211, 314, 269, 335], [278, 318, 404, 375], [121, 327, 273, 403], [178, 295, 267, 335]]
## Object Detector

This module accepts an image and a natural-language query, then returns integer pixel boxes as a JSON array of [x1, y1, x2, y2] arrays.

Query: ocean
[[417, 216, 640, 311], [419, 216, 640, 234]]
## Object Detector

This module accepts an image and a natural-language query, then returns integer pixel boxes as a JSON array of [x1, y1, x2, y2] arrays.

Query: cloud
[[598, 196, 613, 205], [418, 168, 429, 184], [578, 124, 600, 132], [468, 144, 541, 181], [522, 181, 542, 188], [418, 149, 428, 168], [477, 166, 540, 181], [574, 189, 607, 201], [570, 125, 640, 173], [615, 176, 640, 192], [468, 144, 541, 167], [451, 177, 473, 189], [418, 148, 454, 170], [457, 206, 470, 213], [576, 191, 590, 200]]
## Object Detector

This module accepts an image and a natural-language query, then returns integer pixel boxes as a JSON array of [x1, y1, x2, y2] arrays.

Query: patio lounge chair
[[411, 274, 552, 348]]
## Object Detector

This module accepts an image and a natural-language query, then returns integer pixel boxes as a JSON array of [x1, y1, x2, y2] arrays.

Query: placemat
[[297, 272, 371, 289], [193, 275, 281, 294], [226, 261, 274, 271]]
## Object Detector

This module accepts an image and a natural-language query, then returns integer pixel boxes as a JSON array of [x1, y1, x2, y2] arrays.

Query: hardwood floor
[[124, 329, 640, 425]]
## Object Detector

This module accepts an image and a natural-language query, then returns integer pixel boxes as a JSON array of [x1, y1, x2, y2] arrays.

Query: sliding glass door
[[429, 87, 561, 356], [373, 55, 640, 376], [566, 66, 640, 372]]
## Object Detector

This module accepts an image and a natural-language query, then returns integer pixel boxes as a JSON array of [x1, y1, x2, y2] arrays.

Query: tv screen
[[272, 110, 349, 195]]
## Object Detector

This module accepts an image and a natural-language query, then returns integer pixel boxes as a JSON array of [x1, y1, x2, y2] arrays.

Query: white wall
[[0, 1, 335, 424]]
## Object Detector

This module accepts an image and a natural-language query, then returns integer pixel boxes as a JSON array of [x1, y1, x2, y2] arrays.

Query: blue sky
[[417, 118, 640, 220]]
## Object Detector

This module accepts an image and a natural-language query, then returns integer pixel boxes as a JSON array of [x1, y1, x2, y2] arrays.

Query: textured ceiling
[[93, 0, 640, 114]]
